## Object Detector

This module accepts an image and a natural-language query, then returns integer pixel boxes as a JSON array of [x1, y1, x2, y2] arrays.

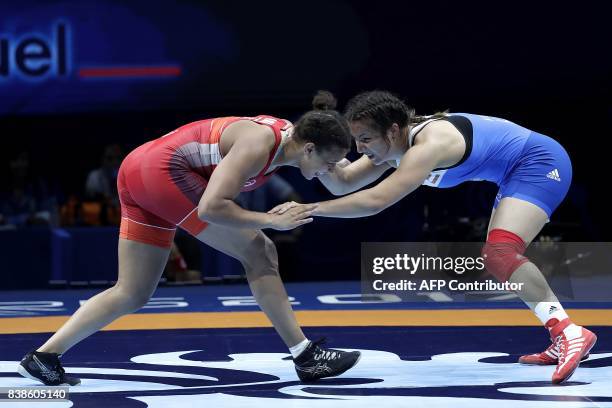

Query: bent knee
[[110, 285, 152, 313], [482, 229, 529, 282], [242, 232, 278, 272]]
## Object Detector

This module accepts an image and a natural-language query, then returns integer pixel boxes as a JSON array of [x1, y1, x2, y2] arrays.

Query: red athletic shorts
[[117, 116, 286, 248]]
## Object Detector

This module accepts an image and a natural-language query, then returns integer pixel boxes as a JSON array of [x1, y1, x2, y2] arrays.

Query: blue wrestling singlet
[[402, 113, 572, 217]]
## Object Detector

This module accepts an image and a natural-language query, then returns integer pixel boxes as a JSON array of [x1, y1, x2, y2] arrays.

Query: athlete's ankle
[[36, 347, 62, 355]]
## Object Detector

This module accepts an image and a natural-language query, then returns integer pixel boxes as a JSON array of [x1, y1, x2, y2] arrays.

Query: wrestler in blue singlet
[[402, 113, 572, 218]]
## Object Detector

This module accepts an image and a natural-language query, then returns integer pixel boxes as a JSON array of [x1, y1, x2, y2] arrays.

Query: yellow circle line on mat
[[1, 309, 610, 334]]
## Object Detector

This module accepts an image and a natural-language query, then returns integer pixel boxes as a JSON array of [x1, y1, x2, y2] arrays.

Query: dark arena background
[[1, 1, 611, 407]]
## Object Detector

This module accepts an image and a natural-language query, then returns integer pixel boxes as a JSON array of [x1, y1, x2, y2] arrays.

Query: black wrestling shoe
[[293, 338, 361, 382], [18, 351, 81, 386]]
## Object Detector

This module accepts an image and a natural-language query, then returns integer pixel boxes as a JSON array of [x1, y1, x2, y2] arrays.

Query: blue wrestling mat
[[1, 281, 610, 407]]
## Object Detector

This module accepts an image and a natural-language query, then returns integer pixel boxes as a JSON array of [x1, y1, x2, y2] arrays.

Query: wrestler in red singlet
[[118, 115, 289, 248], [20, 91, 362, 387]]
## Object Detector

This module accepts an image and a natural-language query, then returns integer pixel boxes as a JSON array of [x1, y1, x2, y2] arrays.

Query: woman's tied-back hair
[[344, 90, 446, 134], [293, 90, 352, 151]]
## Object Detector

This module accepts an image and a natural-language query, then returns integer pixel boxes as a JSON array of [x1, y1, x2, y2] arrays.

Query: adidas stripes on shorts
[[493, 131, 572, 218]]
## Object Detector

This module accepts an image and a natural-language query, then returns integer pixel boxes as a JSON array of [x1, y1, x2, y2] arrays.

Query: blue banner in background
[[0, 1, 236, 113], [0, 0, 368, 114]]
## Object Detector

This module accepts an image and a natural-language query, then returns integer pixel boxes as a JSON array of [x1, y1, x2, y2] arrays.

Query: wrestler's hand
[[269, 203, 318, 230], [268, 200, 301, 215]]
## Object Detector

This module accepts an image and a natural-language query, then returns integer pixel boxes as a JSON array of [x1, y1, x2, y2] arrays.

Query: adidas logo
[[546, 169, 561, 182], [549, 305, 558, 314]]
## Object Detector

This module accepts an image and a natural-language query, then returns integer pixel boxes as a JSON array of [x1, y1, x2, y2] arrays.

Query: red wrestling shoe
[[550, 321, 597, 384], [519, 340, 591, 365]]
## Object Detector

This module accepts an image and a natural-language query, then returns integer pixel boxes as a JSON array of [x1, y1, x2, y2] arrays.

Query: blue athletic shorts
[[494, 131, 572, 218]]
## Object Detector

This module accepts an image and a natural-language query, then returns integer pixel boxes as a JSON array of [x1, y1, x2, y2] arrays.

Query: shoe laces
[[312, 338, 340, 361], [554, 335, 567, 364]]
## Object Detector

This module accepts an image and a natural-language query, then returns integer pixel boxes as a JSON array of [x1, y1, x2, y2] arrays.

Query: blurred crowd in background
[[0, 137, 600, 285]]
